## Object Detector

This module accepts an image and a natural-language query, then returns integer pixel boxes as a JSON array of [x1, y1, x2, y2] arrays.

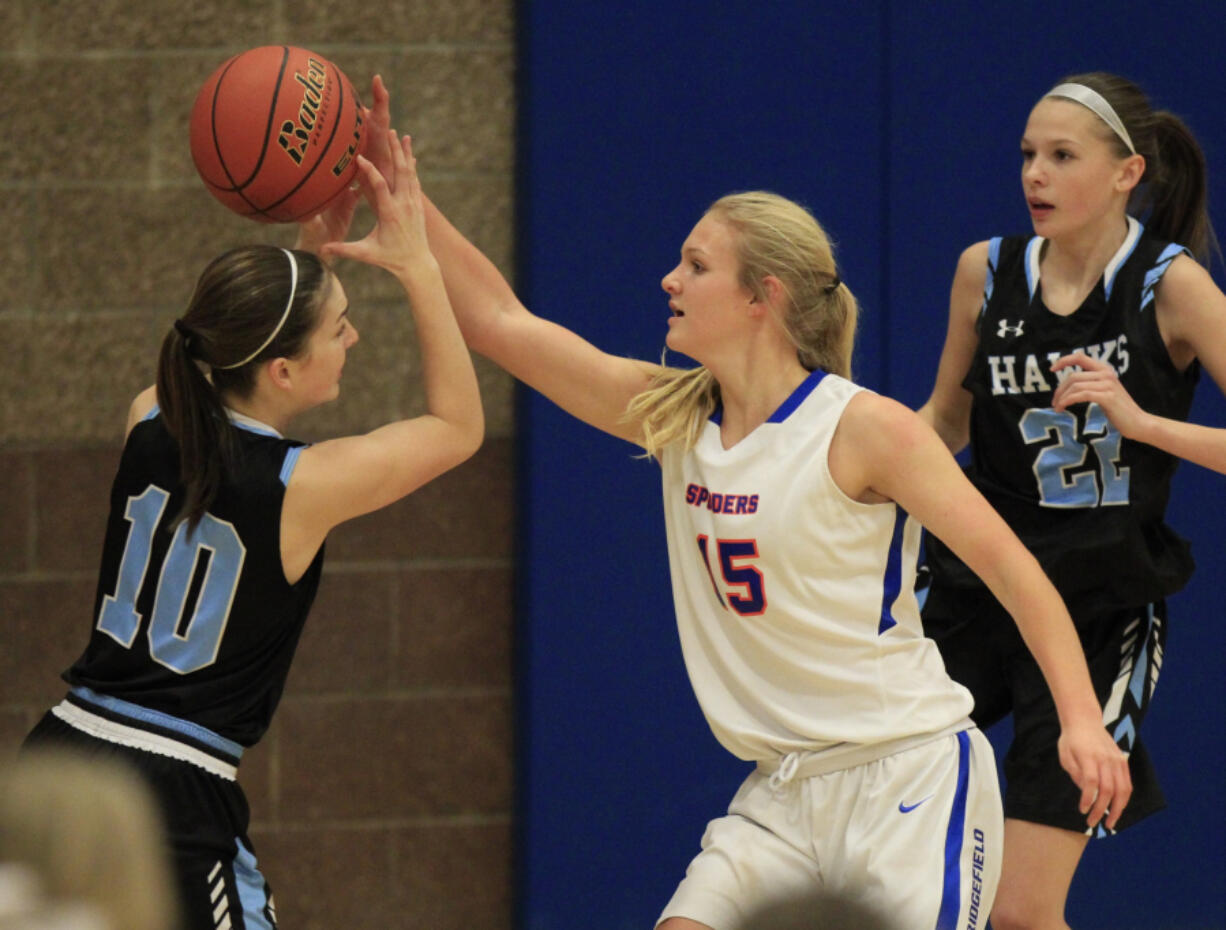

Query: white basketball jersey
[[660, 370, 973, 762]]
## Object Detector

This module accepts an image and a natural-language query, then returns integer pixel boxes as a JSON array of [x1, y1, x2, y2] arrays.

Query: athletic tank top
[[927, 218, 1197, 608], [65, 407, 324, 746], [662, 370, 973, 762]]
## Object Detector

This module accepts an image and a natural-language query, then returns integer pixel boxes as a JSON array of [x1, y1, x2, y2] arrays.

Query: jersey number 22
[[1020, 402, 1130, 508]]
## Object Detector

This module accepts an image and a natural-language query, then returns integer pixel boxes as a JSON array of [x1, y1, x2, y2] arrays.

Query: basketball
[[189, 45, 367, 223]]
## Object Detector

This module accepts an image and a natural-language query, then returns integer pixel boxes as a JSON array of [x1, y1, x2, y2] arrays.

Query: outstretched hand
[[320, 130, 433, 278], [1056, 719, 1132, 831], [362, 74, 396, 187], [293, 73, 394, 256], [1051, 352, 1148, 438]]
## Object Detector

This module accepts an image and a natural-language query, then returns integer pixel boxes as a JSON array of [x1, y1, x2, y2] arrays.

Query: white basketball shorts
[[657, 728, 1002, 930]]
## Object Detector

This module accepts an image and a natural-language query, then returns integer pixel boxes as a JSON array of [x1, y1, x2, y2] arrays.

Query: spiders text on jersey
[[684, 483, 759, 515]]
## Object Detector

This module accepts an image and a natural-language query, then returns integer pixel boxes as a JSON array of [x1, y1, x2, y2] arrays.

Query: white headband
[[1045, 82, 1136, 155], [217, 248, 299, 370]]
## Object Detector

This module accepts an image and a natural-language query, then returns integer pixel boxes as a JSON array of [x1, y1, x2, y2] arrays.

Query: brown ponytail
[[1053, 72, 1219, 265], [155, 245, 329, 528]]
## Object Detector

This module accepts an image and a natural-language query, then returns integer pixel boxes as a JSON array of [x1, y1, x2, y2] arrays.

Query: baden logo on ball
[[190, 45, 368, 224]]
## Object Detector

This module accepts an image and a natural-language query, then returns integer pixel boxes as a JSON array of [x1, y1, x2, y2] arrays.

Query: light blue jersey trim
[[225, 408, 283, 438], [144, 404, 285, 440], [1111, 602, 1159, 752], [1019, 216, 1151, 304], [279, 445, 305, 487], [70, 686, 243, 760], [233, 839, 276, 929], [981, 238, 1003, 314], [1024, 237, 1043, 300], [1141, 242, 1190, 312]]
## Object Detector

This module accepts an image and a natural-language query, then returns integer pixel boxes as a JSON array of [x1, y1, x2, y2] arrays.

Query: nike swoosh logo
[[899, 795, 934, 813]]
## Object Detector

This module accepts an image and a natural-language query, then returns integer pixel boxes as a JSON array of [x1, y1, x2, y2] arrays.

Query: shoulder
[[834, 390, 933, 473], [952, 240, 994, 292], [1154, 253, 1226, 349], [839, 390, 926, 445], [1155, 251, 1216, 300], [813, 370, 863, 402], [957, 239, 993, 270], [124, 386, 158, 438], [946, 240, 995, 324], [829, 391, 936, 504]]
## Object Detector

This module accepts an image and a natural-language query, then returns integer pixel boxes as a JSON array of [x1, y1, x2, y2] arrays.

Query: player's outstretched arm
[[829, 393, 1133, 830], [421, 191, 659, 445], [365, 76, 658, 444], [285, 134, 483, 571]]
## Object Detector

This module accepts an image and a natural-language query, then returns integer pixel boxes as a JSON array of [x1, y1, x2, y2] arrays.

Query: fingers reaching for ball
[[320, 130, 434, 279], [361, 75, 396, 189], [293, 186, 362, 260]]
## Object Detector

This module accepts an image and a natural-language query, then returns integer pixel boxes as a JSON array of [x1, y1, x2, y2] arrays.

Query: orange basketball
[[190, 45, 367, 223]]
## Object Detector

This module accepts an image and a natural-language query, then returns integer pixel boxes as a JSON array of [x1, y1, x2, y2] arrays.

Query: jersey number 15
[[697, 535, 767, 616]]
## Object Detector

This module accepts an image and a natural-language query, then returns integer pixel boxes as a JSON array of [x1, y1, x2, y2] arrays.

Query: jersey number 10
[[96, 485, 247, 674]]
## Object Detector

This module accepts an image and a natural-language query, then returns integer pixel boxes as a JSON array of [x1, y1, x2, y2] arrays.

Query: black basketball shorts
[[24, 690, 278, 930], [922, 584, 1166, 834]]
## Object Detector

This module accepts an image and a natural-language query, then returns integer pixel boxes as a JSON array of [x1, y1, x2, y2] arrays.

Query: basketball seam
[[193, 46, 361, 223], [207, 45, 289, 197], [256, 61, 353, 221]]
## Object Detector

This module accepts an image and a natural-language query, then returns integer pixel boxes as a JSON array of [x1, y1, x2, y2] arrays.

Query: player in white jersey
[[360, 76, 1130, 928], [408, 178, 1129, 930], [664, 368, 972, 761]]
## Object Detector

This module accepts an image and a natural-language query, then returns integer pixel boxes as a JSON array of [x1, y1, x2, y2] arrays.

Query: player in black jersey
[[919, 72, 1226, 930], [22, 129, 483, 930]]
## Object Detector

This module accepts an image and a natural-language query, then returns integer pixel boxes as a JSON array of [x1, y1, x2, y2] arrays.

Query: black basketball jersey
[[927, 219, 1198, 609], [65, 407, 324, 746]]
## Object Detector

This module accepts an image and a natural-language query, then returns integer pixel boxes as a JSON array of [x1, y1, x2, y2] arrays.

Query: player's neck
[[221, 391, 293, 436], [714, 355, 808, 449], [1041, 212, 1131, 293]]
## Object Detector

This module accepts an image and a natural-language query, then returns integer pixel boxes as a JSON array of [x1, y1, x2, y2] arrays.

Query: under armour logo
[[997, 319, 1024, 338]]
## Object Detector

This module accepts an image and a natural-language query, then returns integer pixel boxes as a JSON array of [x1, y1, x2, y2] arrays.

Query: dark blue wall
[[515, 3, 1226, 928]]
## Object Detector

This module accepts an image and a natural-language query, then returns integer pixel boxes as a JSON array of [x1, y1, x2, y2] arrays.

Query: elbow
[[459, 318, 493, 357], [919, 402, 969, 456], [943, 426, 969, 457], [448, 413, 486, 466], [460, 416, 485, 461], [463, 297, 525, 360]]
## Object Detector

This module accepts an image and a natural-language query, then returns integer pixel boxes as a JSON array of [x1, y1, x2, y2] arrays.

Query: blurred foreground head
[[0, 749, 179, 930]]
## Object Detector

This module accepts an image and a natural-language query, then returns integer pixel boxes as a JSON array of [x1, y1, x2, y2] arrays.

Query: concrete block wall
[[0, 2, 518, 927]]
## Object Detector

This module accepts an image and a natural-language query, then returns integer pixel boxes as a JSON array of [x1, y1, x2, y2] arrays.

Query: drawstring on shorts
[[768, 751, 802, 793]]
